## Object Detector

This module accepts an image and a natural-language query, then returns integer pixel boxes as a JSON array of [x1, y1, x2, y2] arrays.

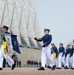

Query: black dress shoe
[[38, 67, 45, 70], [11, 63, 16, 70], [52, 65, 56, 70], [71, 67, 74, 70], [0, 68, 2, 70], [64, 66, 69, 69], [47, 66, 51, 69], [56, 67, 61, 69]]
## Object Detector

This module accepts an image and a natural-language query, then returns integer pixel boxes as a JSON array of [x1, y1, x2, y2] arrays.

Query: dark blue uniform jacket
[[65, 48, 72, 57], [37, 34, 52, 47], [59, 47, 65, 56], [51, 46, 58, 58]]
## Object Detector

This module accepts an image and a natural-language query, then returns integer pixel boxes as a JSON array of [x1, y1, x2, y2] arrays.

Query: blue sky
[[35, 0, 74, 47]]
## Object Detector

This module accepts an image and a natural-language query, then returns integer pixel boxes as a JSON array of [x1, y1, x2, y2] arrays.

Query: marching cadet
[[64, 45, 72, 69], [48, 43, 58, 69], [34, 29, 56, 70], [70, 44, 74, 69], [57, 43, 65, 69], [0, 26, 15, 70], [51, 43, 58, 68]]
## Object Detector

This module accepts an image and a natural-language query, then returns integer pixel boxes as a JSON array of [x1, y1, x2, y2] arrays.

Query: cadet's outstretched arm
[[34, 37, 43, 42]]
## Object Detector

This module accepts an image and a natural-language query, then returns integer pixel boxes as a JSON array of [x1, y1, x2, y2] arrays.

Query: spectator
[[12, 53, 16, 59], [39, 61, 41, 67], [15, 56, 18, 67], [18, 60, 21, 67]]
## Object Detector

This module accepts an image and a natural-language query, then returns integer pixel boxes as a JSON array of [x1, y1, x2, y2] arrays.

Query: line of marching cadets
[[47, 43, 74, 70], [34, 28, 74, 70]]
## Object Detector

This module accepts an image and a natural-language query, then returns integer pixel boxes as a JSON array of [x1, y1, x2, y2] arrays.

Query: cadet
[[57, 43, 65, 69], [70, 44, 74, 69], [34, 29, 55, 70], [47, 43, 58, 69], [65, 45, 72, 69], [51, 43, 58, 68], [0, 26, 15, 70]]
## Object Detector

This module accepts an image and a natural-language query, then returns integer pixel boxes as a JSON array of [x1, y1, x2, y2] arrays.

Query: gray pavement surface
[[0, 68, 74, 75]]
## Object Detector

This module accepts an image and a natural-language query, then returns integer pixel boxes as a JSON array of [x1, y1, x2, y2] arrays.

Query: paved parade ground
[[0, 68, 74, 75]]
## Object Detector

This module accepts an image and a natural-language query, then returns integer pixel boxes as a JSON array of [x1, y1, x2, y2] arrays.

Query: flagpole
[[0, 32, 42, 40], [7, 34, 34, 39], [0, 33, 35, 39]]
